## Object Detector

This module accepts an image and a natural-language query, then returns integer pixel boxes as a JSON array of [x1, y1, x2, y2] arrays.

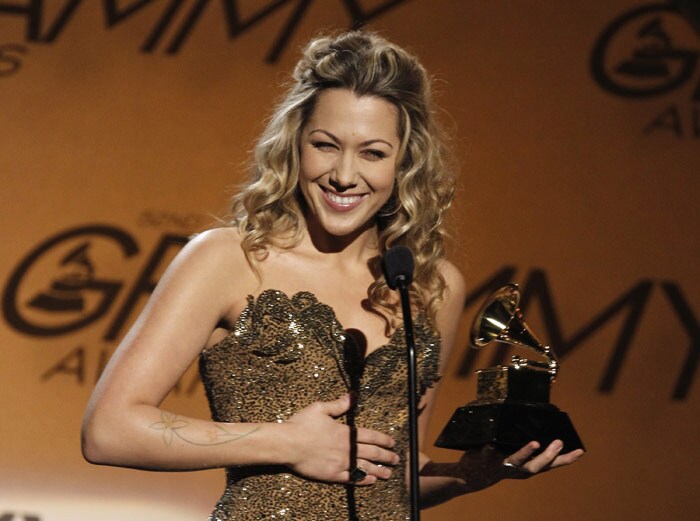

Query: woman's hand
[[501, 439, 584, 477], [454, 440, 584, 492], [281, 394, 400, 485]]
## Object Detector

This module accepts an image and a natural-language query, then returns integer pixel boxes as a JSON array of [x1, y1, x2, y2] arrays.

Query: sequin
[[199, 289, 441, 520]]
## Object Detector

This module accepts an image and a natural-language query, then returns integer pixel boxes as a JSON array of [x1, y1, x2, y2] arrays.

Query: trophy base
[[435, 402, 584, 453]]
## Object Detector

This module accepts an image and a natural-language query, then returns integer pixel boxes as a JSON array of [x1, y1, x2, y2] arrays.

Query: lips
[[320, 186, 367, 212]]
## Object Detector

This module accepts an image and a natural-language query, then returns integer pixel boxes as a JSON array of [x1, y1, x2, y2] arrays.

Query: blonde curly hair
[[232, 30, 455, 326]]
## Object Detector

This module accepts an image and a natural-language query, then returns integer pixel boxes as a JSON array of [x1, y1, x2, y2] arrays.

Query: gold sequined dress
[[199, 289, 440, 520]]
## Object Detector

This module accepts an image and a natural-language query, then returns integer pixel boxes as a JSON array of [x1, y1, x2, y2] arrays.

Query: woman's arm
[[415, 261, 583, 508], [81, 228, 398, 483]]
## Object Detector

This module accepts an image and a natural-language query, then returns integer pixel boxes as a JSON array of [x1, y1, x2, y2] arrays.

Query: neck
[[303, 213, 380, 262]]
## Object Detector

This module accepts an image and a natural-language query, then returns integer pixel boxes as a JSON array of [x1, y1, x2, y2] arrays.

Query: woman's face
[[298, 88, 400, 239]]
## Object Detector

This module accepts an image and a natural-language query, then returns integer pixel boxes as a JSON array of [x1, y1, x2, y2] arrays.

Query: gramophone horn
[[469, 284, 555, 365]]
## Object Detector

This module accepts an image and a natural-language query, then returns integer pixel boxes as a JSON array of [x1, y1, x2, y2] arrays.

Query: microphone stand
[[396, 275, 421, 521]]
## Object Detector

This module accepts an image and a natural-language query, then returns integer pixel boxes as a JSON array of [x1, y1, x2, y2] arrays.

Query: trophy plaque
[[435, 284, 584, 453]]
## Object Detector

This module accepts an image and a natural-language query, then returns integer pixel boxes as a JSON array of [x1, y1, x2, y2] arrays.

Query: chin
[[320, 221, 366, 238], [315, 212, 375, 238]]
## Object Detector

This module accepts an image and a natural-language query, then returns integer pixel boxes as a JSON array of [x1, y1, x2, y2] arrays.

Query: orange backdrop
[[2, 1, 699, 520]]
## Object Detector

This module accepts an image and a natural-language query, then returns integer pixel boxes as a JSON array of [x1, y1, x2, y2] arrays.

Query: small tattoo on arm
[[149, 411, 259, 447]]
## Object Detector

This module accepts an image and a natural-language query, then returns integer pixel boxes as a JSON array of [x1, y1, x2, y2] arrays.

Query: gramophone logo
[[2, 225, 139, 337], [591, 1, 700, 136], [27, 242, 96, 313]]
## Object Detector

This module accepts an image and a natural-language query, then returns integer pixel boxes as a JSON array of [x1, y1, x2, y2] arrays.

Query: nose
[[328, 153, 358, 191]]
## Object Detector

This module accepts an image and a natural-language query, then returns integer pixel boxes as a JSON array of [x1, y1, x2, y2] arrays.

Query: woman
[[82, 31, 583, 519]]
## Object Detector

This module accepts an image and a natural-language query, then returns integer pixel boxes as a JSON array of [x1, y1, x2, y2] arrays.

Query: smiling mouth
[[320, 187, 367, 211]]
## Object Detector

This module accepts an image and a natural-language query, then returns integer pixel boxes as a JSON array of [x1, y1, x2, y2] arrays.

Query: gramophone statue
[[436, 284, 584, 453]]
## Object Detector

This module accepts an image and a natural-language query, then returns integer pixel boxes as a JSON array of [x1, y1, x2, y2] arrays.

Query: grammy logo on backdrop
[[436, 284, 584, 453]]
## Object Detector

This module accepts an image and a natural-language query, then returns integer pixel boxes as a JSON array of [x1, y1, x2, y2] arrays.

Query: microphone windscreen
[[382, 245, 414, 290]]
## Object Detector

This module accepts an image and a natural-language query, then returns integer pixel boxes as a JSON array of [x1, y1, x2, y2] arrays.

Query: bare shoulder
[[176, 227, 249, 277], [433, 259, 466, 368], [157, 226, 258, 309], [185, 226, 244, 260], [438, 258, 466, 304]]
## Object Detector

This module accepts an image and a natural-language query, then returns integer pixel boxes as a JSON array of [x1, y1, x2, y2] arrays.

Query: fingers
[[522, 440, 562, 473], [319, 393, 353, 418], [526, 440, 564, 474], [349, 425, 398, 484], [356, 442, 400, 467], [341, 460, 393, 485], [289, 395, 401, 485], [355, 426, 396, 449], [524, 440, 585, 473], [505, 440, 541, 465], [356, 460, 393, 481], [353, 429, 399, 483], [550, 448, 585, 468], [339, 466, 377, 486], [504, 440, 585, 477], [311, 396, 397, 451]]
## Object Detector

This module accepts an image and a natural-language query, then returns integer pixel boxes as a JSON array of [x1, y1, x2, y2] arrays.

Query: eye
[[311, 141, 337, 151], [362, 149, 387, 161]]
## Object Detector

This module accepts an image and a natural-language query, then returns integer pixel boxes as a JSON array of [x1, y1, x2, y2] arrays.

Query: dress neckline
[[203, 288, 442, 400], [241, 288, 410, 362]]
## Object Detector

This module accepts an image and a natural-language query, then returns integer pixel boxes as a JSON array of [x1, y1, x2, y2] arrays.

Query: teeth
[[326, 191, 363, 206]]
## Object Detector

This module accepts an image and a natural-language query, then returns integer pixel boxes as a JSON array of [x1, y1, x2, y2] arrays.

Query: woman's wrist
[[262, 421, 297, 468]]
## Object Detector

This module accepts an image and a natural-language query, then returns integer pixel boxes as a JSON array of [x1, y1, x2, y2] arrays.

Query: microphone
[[382, 245, 414, 289], [382, 245, 420, 521]]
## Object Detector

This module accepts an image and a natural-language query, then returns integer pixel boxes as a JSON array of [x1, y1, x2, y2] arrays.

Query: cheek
[[373, 166, 397, 194], [299, 148, 327, 181]]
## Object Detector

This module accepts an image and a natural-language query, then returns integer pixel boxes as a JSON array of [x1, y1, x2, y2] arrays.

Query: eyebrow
[[307, 129, 394, 148]]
